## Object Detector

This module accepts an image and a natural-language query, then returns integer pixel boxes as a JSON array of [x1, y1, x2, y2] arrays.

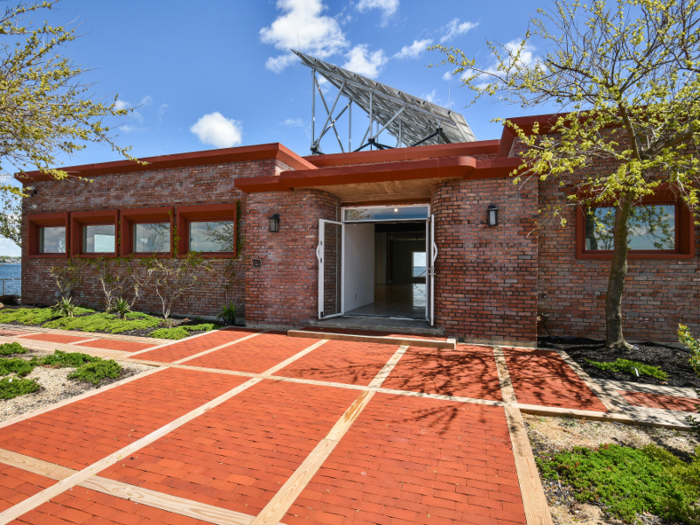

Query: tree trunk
[[605, 193, 633, 350]]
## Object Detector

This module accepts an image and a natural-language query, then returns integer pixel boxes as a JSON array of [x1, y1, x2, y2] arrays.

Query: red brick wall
[[430, 177, 539, 345], [21, 159, 287, 319], [244, 190, 339, 327], [537, 175, 700, 343]]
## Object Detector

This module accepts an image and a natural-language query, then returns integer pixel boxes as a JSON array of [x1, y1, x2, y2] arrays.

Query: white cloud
[[422, 89, 438, 104], [343, 44, 387, 78], [114, 96, 152, 123], [394, 38, 432, 59], [282, 118, 305, 127], [442, 71, 452, 81], [260, 0, 348, 73], [140, 95, 153, 106], [466, 39, 542, 87], [504, 39, 538, 68], [440, 18, 478, 43], [190, 112, 243, 149], [0, 237, 20, 257], [356, 0, 399, 25], [115, 99, 130, 111]]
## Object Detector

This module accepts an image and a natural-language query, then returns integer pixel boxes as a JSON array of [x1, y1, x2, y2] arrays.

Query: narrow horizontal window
[[344, 205, 429, 222], [133, 223, 170, 253], [83, 224, 116, 253], [39, 227, 66, 254], [585, 204, 676, 251], [188, 221, 234, 252]]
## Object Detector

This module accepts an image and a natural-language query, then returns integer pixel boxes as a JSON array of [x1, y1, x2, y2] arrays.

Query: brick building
[[17, 118, 698, 346]]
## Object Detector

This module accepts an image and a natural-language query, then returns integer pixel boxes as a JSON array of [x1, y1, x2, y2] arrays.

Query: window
[[584, 205, 676, 251], [176, 203, 237, 257], [344, 205, 429, 222], [39, 227, 66, 254], [83, 224, 116, 253], [134, 223, 170, 253], [576, 187, 694, 259], [412, 252, 426, 278], [188, 221, 234, 252], [27, 212, 69, 257]]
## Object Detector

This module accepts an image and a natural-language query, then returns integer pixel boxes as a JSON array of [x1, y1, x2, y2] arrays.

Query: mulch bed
[[539, 336, 698, 388]]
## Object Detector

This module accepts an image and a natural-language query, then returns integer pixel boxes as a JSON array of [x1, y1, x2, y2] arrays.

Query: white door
[[317, 219, 344, 319], [427, 214, 437, 325]]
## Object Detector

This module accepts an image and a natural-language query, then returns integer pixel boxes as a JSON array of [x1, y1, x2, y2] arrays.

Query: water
[[0, 264, 21, 296]]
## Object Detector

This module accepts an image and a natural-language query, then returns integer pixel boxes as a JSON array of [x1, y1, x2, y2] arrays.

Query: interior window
[[134, 222, 170, 253], [39, 226, 66, 254], [585, 204, 676, 251], [188, 221, 234, 252], [83, 224, 116, 253]]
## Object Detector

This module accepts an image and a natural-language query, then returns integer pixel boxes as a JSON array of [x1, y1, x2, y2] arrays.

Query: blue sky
[[1, 0, 555, 255]]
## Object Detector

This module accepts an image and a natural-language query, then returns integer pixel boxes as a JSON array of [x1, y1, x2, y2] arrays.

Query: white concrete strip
[[174, 332, 265, 365], [129, 327, 228, 357], [367, 345, 408, 388], [68, 337, 102, 346], [598, 379, 698, 399], [0, 377, 263, 524], [260, 339, 329, 376], [493, 346, 518, 405]]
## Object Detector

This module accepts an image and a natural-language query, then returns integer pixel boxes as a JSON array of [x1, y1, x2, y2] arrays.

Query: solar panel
[[293, 50, 476, 151]]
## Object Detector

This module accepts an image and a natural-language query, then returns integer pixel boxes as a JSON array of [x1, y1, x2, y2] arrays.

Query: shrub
[[0, 342, 29, 355], [679, 324, 700, 376], [217, 303, 236, 325], [40, 350, 101, 368], [43, 312, 161, 334], [150, 323, 215, 340], [584, 358, 668, 381], [0, 306, 94, 326], [537, 443, 700, 524], [53, 296, 78, 318], [0, 377, 40, 399], [68, 360, 121, 385], [111, 297, 132, 320], [0, 358, 38, 377]]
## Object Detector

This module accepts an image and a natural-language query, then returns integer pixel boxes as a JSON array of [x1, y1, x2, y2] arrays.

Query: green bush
[[0, 306, 94, 326], [0, 358, 38, 377], [150, 323, 215, 340], [584, 358, 668, 381], [184, 323, 215, 333], [52, 296, 78, 317], [679, 324, 700, 376], [68, 360, 121, 385], [217, 303, 236, 325], [40, 350, 101, 368], [537, 443, 700, 523], [0, 377, 40, 399], [0, 342, 29, 355], [43, 311, 162, 333]]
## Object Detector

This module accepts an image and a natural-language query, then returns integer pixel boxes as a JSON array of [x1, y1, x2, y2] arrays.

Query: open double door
[[316, 216, 437, 324]]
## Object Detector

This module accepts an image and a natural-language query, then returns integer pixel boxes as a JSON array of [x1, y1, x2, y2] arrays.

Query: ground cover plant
[[43, 311, 162, 334], [40, 350, 100, 368], [584, 358, 668, 381], [0, 342, 28, 355], [67, 360, 121, 385], [150, 323, 216, 340], [0, 377, 40, 399], [0, 358, 37, 377], [537, 443, 700, 524], [0, 307, 93, 326]]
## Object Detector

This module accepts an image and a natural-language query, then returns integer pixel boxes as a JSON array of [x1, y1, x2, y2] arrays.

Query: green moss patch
[[0, 377, 40, 399], [584, 358, 668, 381], [0, 342, 29, 355], [43, 312, 162, 334], [537, 443, 700, 523], [68, 360, 121, 385]]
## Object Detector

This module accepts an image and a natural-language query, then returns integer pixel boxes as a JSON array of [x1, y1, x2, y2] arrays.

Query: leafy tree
[[434, 0, 700, 349], [0, 193, 20, 246], [0, 0, 138, 197]]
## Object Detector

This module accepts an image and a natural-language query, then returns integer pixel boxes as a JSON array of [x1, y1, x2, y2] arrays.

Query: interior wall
[[375, 232, 387, 284], [343, 223, 375, 312]]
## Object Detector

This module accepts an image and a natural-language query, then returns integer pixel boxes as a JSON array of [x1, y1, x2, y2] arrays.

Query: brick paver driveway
[[0, 328, 604, 525]]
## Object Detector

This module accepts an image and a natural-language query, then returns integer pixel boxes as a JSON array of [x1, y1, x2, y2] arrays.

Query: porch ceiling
[[305, 177, 451, 204]]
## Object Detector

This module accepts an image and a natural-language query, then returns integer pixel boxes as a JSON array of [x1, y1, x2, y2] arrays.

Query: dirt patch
[[0, 350, 157, 423], [539, 336, 697, 388], [524, 414, 699, 525]]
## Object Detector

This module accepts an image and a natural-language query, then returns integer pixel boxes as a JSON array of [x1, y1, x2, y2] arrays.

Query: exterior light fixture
[[393, 208, 399, 213], [487, 204, 499, 227], [25, 186, 37, 196], [269, 213, 280, 233]]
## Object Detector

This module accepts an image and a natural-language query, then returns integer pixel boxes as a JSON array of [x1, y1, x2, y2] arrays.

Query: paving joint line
[[129, 327, 229, 357], [173, 331, 266, 365], [555, 350, 626, 413]]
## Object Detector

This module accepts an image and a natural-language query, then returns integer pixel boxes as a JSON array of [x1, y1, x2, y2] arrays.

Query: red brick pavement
[[503, 349, 608, 412], [134, 328, 259, 363], [185, 332, 321, 373], [0, 368, 247, 470], [276, 340, 400, 386], [19, 333, 91, 344], [285, 393, 525, 525], [0, 464, 55, 512], [381, 347, 503, 401], [620, 390, 699, 412], [74, 339, 156, 353], [14, 486, 210, 524], [99, 380, 359, 517]]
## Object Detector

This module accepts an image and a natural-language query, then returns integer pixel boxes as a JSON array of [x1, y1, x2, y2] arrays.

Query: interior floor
[[346, 284, 426, 319]]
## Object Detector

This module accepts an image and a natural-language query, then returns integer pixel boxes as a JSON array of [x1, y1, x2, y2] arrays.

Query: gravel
[[0, 350, 156, 423], [524, 414, 699, 525]]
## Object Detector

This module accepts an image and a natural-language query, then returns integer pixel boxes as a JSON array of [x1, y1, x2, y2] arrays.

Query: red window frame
[[576, 187, 694, 260], [176, 203, 237, 258], [120, 207, 174, 257], [70, 210, 119, 258], [27, 212, 69, 258]]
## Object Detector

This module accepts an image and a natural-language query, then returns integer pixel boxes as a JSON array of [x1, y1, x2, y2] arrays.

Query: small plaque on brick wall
[[252, 259, 262, 268]]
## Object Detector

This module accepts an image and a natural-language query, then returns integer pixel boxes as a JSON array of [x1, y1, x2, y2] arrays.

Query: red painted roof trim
[[16, 143, 316, 182], [303, 140, 499, 168]]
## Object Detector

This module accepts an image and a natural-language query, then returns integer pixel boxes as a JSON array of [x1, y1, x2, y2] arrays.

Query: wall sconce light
[[269, 213, 280, 233], [25, 186, 37, 197], [487, 204, 499, 227]]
